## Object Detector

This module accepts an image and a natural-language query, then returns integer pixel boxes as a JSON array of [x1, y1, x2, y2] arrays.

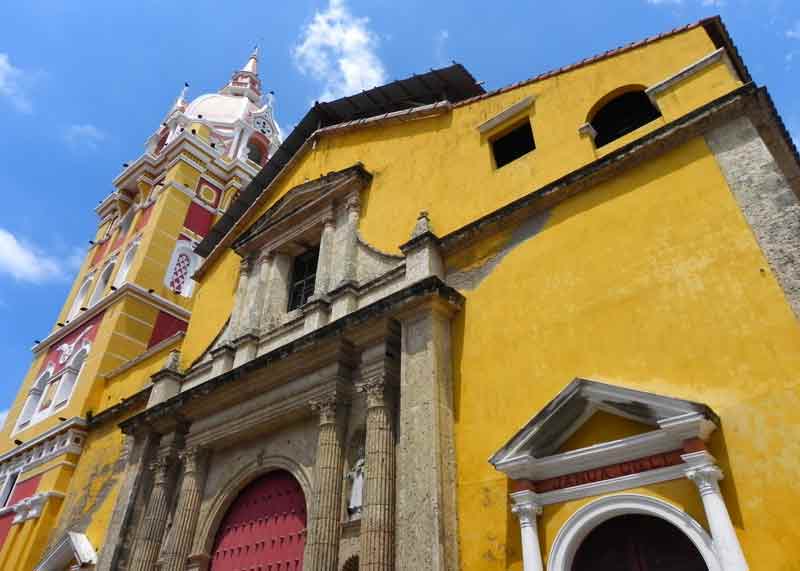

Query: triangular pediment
[[489, 378, 718, 481], [233, 163, 371, 252]]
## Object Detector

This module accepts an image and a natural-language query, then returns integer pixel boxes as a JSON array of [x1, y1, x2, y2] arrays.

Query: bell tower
[[0, 51, 280, 570]]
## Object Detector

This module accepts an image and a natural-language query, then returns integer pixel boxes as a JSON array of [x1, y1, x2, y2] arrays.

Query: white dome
[[184, 93, 255, 125]]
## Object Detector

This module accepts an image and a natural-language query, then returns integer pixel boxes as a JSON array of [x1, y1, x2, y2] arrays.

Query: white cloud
[[293, 0, 387, 102], [63, 123, 106, 151], [787, 21, 800, 40], [435, 30, 450, 66], [0, 228, 73, 283], [0, 53, 33, 113]]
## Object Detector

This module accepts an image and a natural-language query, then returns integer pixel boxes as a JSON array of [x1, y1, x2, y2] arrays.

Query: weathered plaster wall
[[450, 136, 800, 570], [181, 25, 741, 373]]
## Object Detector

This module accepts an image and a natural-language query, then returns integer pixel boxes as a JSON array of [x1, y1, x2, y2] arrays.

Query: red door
[[210, 470, 307, 571]]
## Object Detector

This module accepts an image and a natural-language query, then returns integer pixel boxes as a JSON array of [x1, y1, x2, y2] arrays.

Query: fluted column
[[684, 452, 748, 571], [358, 376, 396, 571], [305, 396, 348, 571], [129, 448, 178, 571], [163, 446, 208, 571]]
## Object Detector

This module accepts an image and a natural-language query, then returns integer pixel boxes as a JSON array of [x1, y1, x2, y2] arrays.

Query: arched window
[[17, 369, 51, 429], [114, 241, 139, 288], [67, 276, 94, 320], [52, 346, 88, 409], [246, 137, 267, 166], [89, 260, 115, 307], [589, 89, 662, 148]]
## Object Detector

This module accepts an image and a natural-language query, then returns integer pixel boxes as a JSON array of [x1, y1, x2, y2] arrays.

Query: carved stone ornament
[[310, 395, 342, 425], [411, 210, 433, 238], [357, 375, 389, 408], [686, 464, 723, 496]]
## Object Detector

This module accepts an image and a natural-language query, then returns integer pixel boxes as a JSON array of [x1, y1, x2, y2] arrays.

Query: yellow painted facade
[[1, 18, 798, 571]]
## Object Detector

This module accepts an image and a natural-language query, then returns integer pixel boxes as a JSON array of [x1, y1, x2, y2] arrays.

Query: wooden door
[[210, 470, 306, 571], [572, 514, 708, 571]]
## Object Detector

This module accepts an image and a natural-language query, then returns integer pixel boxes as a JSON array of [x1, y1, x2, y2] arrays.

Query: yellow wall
[[183, 26, 740, 368], [451, 137, 800, 569]]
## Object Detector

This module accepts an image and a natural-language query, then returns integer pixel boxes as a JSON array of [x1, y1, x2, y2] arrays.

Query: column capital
[[179, 446, 208, 477], [345, 194, 361, 214], [256, 249, 274, 265], [149, 456, 172, 486], [310, 394, 346, 425], [686, 464, 723, 496], [510, 490, 542, 527], [239, 255, 253, 274], [357, 375, 392, 409]]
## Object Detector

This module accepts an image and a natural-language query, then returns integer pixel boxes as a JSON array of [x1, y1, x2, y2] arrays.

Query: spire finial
[[173, 82, 189, 110], [242, 46, 258, 74]]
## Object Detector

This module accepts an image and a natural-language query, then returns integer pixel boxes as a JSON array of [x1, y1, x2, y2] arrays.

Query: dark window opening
[[247, 140, 265, 165], [491, 120, 536, 168], [1, 473, 18, 507], [591, 90, 662, 148], [573, 514, 708, 571], [288, 246, 320, 310]]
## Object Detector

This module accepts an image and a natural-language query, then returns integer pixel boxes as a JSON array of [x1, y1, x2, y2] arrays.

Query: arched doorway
[[210, 470, 307, 571], [572, 514, 708, 571]]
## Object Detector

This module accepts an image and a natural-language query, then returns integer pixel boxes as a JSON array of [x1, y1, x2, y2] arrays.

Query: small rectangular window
[[491, 120, 536, 168], [288, 246, 320, 311]]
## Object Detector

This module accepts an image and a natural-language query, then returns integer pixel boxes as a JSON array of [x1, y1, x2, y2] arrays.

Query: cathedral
[[0, 15, 799, 571]]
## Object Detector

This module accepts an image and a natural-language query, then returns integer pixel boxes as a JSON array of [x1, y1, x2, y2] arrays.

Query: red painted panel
[[134, 203, 153, 232], [8, 475, 41, 506], [91, 239, 110, 267], [210, 470, 306, 571], [184, 201, 214, 238], [0, 475, 42, 550], [147, 311, 188, 349], [40, 312, 104, 377]]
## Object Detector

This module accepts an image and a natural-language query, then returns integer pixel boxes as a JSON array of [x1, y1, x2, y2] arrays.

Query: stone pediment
[[233, 163, 371, 254], [489, 378, 719, 482]]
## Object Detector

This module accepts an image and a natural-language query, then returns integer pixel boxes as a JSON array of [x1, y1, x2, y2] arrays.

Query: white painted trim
[[646, 48, 725, 103], [495, 415, 708, 481], [547, 494, 722, 571], [0, 418, 87, 465], [535, 463, 687, 505], [477, 96, 536, 134], [34, 532, 97, 570]]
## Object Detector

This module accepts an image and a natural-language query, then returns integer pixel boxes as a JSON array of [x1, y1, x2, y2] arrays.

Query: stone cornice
[[120, 276, 463, 433]]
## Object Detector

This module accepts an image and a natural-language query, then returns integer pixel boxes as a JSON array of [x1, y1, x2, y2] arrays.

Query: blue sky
[[0, 0, 798, 425]]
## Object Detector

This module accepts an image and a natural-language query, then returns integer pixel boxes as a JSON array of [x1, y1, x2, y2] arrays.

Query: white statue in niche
[[347, 449, 365, 519]]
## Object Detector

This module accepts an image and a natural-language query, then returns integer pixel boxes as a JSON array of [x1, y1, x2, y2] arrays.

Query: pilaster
[[314, 215, 337, 297], [395, 301, 460, 571]]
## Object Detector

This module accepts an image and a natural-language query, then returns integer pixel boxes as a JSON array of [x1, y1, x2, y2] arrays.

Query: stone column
[[128, 445, 178, 571], [395, 302, 460, 571], [261, 252, 292, 330], [305, 396, 348, 571], [340, 195, 360, 285], [358, 374, 396, 571], [684, 452, 748, 571], [163, 446, 208, 571], [510, 490, 544, 571], [314, 215, 336, 297], [249, 252, 273, 332], [227, 257, 252, 340]]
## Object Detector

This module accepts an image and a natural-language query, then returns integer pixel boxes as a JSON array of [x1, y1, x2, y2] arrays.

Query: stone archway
[[209, 470, 307, 571]]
